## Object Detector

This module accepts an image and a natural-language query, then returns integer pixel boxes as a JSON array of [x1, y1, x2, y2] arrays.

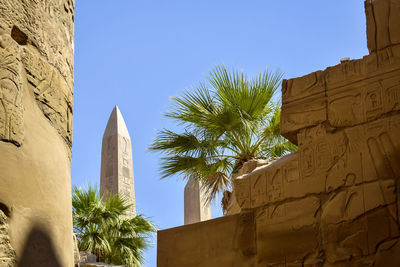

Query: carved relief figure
[[22, 48, 73, 150], [35, 68, 72, 147], [0, 30, 23, 146]]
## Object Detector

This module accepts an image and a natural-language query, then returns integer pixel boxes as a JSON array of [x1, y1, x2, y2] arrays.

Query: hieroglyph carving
[[0, 30, 23, 146], [158, 1, 400, 266], [22, 47, 73, 150], [0, 0, 75, 89], [119, 136, 132, 198]]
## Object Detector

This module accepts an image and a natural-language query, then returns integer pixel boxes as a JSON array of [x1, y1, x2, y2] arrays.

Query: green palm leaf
[[72, 185, 156, 267], [149, 65, 297, 202]]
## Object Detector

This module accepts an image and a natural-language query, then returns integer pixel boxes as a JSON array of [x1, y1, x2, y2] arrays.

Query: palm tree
[[72, 185, 156, 267], [149, 65, 296, 202]]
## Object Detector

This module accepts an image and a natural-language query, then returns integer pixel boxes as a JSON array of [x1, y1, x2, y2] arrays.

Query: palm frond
[[148, 129, 221, 157], [149, 65, 295, 200], [72, 185, 156, 267]]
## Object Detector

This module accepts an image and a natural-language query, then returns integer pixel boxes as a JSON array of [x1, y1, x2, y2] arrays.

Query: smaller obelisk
[[184, 176, 211, 224], [100, 106, 136, 216]]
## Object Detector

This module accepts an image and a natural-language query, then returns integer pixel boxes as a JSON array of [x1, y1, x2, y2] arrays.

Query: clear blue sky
[[72, 1, 368, 266]]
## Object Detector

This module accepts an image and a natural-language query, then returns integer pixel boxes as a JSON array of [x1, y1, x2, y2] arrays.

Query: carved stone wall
[[0, 30, 24, 146], [157, 0, 400, 266], [0, 0, 74, 266]]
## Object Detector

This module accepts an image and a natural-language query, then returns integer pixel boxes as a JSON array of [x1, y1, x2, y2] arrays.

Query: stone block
[[282, 71, 325, 104], [280, 94, 326, 145], [326, 66, 400, 128], [236, 153, 317, 209], [365, 0, 400, 53], [235, 176, 251, 209], [157, 214, 257, 267], [322, 180, 396, 225], [322, 206, 398, 264], [281, 13, 400, 144], [326, 115, 400, 192], [255, 196, 321, 265]]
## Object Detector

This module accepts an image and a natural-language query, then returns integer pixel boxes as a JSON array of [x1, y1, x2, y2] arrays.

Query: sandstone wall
[[158, 214, 258, 267], [158, 0, 400, 266], [0, 0, 74, 266]]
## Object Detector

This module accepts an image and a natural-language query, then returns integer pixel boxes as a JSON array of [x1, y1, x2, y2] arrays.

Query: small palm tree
[[149, 65, 296, 201], [72, 185, 156, 267]]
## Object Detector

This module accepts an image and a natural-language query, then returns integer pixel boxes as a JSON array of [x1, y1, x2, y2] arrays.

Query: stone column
[[0, 0, 74, 266]]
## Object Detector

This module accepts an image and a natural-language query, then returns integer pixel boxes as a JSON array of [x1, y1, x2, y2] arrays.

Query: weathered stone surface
[[158, 1, 400, 266], [0, 30, 24, 146], [322, 180, 396, 226], [374, 237, 400, 266], [322, 206, 398, 264], [184, 176, 211, 225], [79, 251, 97, 267], [234, 151, 324, 209], [256, 196, 321, 265], [0, 1, 74, 89], [365, 0, 400, 53], [0, 210, 15, 267], [100, 106, 136, 217], [281, 18, 400, 145], [22, 46, 73, 153], [73, 233, 80, 266], [223, 158, 278, 216], [158, 214, 256, 267], [0, 0, 74, 266]]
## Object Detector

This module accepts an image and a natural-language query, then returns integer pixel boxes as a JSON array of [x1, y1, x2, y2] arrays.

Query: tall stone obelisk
[[184, 177, 211, 224], [100, 106, 136, 216]]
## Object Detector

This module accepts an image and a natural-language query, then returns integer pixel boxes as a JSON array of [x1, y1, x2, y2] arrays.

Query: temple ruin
[[158, 0, 400, 266]]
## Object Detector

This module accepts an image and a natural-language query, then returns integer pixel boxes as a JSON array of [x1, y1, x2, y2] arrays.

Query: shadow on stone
[[18, 225, 62, 267], [0, 202, 10, 217]]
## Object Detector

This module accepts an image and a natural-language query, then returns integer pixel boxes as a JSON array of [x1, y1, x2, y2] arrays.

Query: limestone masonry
[[158, 0, 400, 266], [0, 0, 74, 266], [100, 106, 136, 217]]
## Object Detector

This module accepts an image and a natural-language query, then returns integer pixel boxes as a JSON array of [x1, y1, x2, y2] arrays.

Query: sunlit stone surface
[[100, 106, 136, 217]]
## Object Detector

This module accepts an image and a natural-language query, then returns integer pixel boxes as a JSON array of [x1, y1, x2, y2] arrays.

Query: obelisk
[[100, 106, 136, 216], [184, 176, 211, 224]]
